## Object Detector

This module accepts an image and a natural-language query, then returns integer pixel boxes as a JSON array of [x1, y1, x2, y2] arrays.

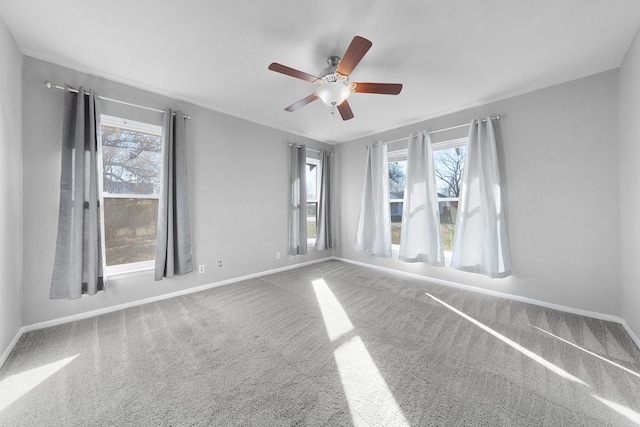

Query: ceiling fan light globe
[[316, 82, 350, 107]]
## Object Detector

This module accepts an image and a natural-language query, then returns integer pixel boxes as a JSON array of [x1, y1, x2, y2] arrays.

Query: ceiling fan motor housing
[[319, 56, 345, 82]]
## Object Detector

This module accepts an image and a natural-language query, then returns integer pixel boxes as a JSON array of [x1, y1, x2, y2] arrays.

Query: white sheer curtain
[[355, 142, 391, 257], [289, 144, 307, 255], [451, 117, 512, 278], [399, 131, 445, 266]]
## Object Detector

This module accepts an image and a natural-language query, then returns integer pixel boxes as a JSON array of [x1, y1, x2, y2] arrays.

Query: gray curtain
[[315, 151, 332, 250], [289, 144, 307, 255], [155, 109, 193, 280], [50, 86, 104, 299]]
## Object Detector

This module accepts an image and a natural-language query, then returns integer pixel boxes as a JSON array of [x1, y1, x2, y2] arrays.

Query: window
[[100, 115, 163, 274], [388, 150, 407, 246], [388, 137, 468, 257], [306, 158, 320, 243], [433, 138, 467, 253]]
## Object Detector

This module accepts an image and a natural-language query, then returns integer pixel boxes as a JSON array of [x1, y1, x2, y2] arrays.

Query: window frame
[[99, 114, 163, 278], [388, 149, 408, 252], [306, 157, 321, 245], [387, 137, 469, 262], [433, 137, 467, 260]]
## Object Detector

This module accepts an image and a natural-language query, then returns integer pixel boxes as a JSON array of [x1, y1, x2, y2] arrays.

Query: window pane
[[390, 201, 403, 245], [389, 160, 406, 200], [389, 160, 406, 246], [434, 146, 466, 198], [307, 202, 317, 240], [104, 198, 158, 266], [391, 224, 402, 246], [102, 125, 162, 195], [306, 163, 318, 201], [390, 201, 403, 223], [439, 200, 458, 252]]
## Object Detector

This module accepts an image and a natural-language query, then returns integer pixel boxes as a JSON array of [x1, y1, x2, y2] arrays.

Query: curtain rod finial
[[42, 80, 53, 89]]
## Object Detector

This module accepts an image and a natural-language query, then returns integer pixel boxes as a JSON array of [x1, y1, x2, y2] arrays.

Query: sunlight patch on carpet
[[531, 325, 640, 379], [426, 292, 588, 386], [335, 336, 409, 426], [312, 278, 354, 341], [0, 354, 79, 413], [313, 278, 409, 426], [592, 394, 640, 424]]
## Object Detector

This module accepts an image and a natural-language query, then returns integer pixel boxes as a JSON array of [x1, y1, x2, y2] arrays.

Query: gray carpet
[[1, 260, 640, 426]]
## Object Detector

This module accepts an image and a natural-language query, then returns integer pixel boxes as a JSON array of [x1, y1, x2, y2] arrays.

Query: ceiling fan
[[268, 36, 403, 121]]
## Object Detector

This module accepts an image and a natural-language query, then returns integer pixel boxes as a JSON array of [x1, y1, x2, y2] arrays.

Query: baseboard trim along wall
[[21, 257, 331, 334], [1, 327, 26, 369], [333, 257, 640, 351], [619, 319, 640, 351], [7, 255, 640, 364]]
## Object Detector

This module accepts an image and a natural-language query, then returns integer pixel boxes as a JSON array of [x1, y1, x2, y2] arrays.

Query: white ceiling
[[1, 0, 640, 143]]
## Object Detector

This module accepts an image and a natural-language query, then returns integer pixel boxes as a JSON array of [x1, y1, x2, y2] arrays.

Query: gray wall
[[0, 16, 23, 360], [22, 57, 333, 326], [16, 52, 637, 339], [335, 70, 621, 317], [620, 28, 640, 340]]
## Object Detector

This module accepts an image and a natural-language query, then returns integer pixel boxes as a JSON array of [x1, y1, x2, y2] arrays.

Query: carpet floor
[[1, 260, 640, 426]]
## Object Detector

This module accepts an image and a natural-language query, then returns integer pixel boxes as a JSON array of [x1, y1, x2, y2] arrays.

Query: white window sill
[[106, 261, 154, 281]]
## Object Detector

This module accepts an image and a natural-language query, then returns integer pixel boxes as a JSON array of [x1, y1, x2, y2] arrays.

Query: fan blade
[[336, 36, 372, 76], [337, 100, 354, 121], [353, 82, 403, 95], [285, 93, 319, 112], [268, 63, 319, 83]]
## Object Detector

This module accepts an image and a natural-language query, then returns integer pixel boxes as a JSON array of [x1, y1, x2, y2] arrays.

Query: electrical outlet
[[276, 252, 281, 259], [217, 260, 223, 268], [198, 265, 205, 274]]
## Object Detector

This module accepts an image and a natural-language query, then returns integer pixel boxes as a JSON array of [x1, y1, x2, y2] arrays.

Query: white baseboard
[[0, 327, 25, 369], [332, 256, 639, 345], [23, 257, 331, 333], [14, 255, 640, 353], [619, 318, 640, 351]]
